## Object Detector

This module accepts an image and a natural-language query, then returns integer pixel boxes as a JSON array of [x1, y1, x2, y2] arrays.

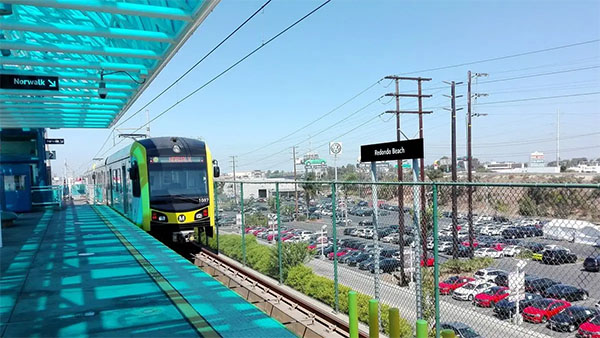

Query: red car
[[473, 286, 509, 307], [461, 240, 479, 248], [578, 315, 600, 338], [421, 258, 435, 267], [328, 249, 353, 260], [523, 298, 571, 323], [281, 234, 294, 242], [307, 243, 317, 250], [245, 227, 254, 233], [439, 276, 475, 295], [490, 242, 506, 251]]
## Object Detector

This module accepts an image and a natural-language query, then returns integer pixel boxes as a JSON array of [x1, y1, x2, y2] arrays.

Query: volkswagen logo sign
[[177, 214, 186, 222], [173, 144, 181, 153]]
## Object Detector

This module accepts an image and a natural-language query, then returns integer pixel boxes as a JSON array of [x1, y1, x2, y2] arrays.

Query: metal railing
[[208, 179, 600, 338], [31, 185, 64, 208]]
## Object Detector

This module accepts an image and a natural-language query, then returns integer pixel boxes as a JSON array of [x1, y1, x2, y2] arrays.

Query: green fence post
[[433, 183, 440, 338], [369, 299, 379, 338], [440, 329, 456, 338], [214, 181, 219, 253], [416, 319, 427, 338], [240, 182, 246, 266], [349, 291, 358, 338], [389, 307, 400, 338], [276, 183, 283, 284], [331, 182, 339, 312]]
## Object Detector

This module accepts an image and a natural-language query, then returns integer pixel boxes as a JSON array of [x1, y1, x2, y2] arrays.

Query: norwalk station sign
[[360, 138, 424, 162], [1, 73, 59, 91]]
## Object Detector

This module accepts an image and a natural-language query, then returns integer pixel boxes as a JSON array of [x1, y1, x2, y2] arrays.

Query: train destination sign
[[360, 138, 424, 162], [45, 138, 64, 145], [0, 73, 59, 91]]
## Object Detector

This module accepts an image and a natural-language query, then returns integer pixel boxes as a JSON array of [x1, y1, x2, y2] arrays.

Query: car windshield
[[444, 276, 459, 283], [532, 299, 554, 309], [561, 308, 587, 318], [458, 327, 480, 338], [462, 283, 476, 290]]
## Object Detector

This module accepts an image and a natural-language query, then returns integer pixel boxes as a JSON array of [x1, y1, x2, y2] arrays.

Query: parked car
[[358, 220, 373, 227], [502, 226, 543, 239], [526, 277, 560, 294], [502, 245, 523, 257], [548, 306, 598, 332], [521, 241, 545, 253], [474, 268, 506, 282], [583, 255, 600, 272], [336, 219, 352, 226], [578, 315, 600, 337], [439, 276, 476, 295], [474, 247, 502, 258], [343, 227, 357, 236], [340, 250, 363, 264], [439, 322, 482, 338], [543, 284, 589, 301], [494, 293, 543, 319], [452, 281, 496, 301], [370, 258, 400, 273], [348, 253, 372, 267], [542, 249, 578, 265], [473, 286, 510, 307], [359, 256, 382, 270], [523, 298, 571, 323]]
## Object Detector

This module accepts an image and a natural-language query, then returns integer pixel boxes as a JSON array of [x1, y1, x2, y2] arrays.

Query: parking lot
[[219, 206, 600, 337]]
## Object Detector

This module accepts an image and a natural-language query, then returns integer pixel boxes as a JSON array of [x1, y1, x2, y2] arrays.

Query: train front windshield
[[148, 157, 208, 209]]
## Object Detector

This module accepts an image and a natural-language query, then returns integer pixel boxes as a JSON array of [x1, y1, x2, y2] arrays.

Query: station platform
[[0, 204, 295, 337]]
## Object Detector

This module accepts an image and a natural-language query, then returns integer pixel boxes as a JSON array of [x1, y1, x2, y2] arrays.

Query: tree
[[425, 168, 444, 181], [301, 172, 320, 214]]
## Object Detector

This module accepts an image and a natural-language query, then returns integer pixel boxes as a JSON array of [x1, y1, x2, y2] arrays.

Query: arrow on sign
[[48, 79, 57, 87]]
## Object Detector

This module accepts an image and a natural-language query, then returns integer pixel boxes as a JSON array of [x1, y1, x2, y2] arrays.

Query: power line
[[89, 1, 273, 164], [99, 0, 333, 160], [396, 39, 600, 76]]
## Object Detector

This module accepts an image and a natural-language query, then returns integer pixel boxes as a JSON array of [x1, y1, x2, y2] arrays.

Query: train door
[[122, 165, 128, 214], [108, 169, 113, 206]]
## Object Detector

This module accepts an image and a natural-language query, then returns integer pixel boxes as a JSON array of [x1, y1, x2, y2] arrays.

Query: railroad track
[[194, 248, 368, 338]]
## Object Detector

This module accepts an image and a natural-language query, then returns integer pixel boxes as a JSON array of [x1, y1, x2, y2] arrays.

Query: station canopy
[[0, 0, 219, 129]]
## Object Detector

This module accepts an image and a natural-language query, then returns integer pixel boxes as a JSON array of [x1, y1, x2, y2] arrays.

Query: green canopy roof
[[0, 0, 219, 129]]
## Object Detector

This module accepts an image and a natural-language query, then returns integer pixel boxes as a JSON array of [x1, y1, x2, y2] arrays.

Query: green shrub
[[516, 249, 533, 260], [440, 257, 494, 274]]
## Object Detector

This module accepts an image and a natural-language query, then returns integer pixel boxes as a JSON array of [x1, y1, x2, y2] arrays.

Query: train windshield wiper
[[171, 194, 200, 204]]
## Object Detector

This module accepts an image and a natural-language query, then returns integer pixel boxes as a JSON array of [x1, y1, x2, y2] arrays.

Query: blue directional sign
[[0, 73, 59, 91]]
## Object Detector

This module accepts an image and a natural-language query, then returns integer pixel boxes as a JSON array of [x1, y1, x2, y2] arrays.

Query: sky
[[49, 0, 600, 176]]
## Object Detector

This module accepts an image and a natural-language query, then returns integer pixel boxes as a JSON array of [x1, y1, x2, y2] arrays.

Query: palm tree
[[301, 172, 320, 216]]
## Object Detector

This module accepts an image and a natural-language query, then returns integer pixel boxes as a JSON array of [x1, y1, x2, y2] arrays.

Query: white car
[[299, 231, 313, 241], [474, 248, 502, 259], [502, 245, 523, 257], [543, 244, 570, 252], [438, 241, 453, 253], [474, 268, 505, 282], [382, 233, 398, 243], [452, 281, 496, 301]]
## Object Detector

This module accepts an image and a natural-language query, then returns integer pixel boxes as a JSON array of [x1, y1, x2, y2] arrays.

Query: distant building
[[484, 161, 522, 171], [221, 178, 300, 200], [567, 162, 600, 174], [357, 161, 392, 173]]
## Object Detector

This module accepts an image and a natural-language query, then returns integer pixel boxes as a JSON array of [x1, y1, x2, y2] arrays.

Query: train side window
[[129, 162, 141, 198]]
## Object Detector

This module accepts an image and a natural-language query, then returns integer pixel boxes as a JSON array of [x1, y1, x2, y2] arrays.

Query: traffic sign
[[1, 73, 59, 91], [360, 138, 423, 162], [329, 141, 343, 155], [508, 271, 525, 302], [268, 213, 277, 226], [46, 150, 56, 160], [45, 138, 64, 145]]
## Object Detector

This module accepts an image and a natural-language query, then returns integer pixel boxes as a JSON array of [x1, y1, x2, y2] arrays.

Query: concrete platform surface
[[1, 204, 295, 338]]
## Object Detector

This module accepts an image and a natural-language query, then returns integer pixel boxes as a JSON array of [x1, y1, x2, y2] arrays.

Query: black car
[[502, 226, 543, 239], [543, 284, 589, 301], [439, 322, 481, 338], [348, 253, 371, 267], [542, 249, 578, 265], [371, 258, 399, 273], [456, 246, 473, 258], [343, 227, 357, 236], [584, 255, 600, 272], [526, 277, 559, 294], [340, 250, 363, 264], [380, 249, 397, 258], [547, 306, 598, 332], [521, 241, 545, 253], [358, 220, 373, 226], [494, 271, 509, 287], [494, 293, 543, 319], [359, 257, 381, 270]]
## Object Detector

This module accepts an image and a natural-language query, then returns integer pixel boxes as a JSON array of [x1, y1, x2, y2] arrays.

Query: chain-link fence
[[209, 180, 600, 338]]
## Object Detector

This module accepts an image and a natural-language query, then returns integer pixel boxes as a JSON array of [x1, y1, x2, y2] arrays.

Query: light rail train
[[88, 137, 220, 239]]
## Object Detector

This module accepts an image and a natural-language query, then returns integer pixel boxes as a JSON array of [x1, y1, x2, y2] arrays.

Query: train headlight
[[152, 211, 168, 222], [195, 209, 209, 220]]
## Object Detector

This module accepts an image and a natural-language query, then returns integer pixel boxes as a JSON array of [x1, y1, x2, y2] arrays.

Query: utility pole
[[444, 81, 463, 259], [230, 156, 237, 205], [292, 146, 299, 217], [467, 71, 488, 257], [384, 75, 432, 284], [556, 109, 560, 170]]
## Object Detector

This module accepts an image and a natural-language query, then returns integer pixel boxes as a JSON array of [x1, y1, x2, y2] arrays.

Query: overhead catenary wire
[[97, 0, 333, 161], [87, 0, 274, 166]]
